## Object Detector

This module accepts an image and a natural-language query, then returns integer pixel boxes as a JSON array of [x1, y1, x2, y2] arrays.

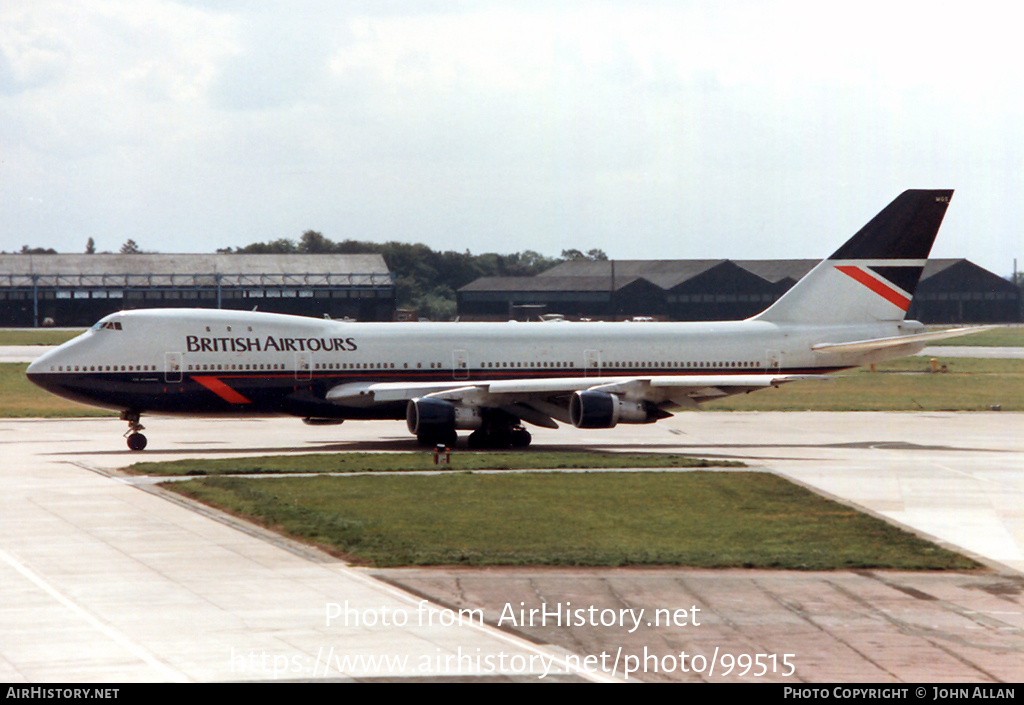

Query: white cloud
[[0, 1, 1020, 273]]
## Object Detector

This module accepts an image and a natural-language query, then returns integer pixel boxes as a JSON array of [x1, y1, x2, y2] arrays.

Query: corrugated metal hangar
[[458, 258, 1021, 324], [0, 254, 395, 327]]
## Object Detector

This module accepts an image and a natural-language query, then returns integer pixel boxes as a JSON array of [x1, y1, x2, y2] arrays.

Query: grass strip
[[0, 363, 116, 417], [165, 471, 978, 570], [924, 326, 1024, 347], [0, 329, 84, 345], [707, 357, 1024, 411], [129, 451, 740, 476]]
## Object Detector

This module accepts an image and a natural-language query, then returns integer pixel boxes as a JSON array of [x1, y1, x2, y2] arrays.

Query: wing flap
[[325, 381, 473, 404], [326, 373, 826, 406]]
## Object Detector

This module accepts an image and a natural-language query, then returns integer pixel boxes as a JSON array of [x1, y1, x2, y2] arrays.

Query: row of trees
[[219, 231, 607, 320], [13, 239, 140, 255], [11, 233, 608, 319]]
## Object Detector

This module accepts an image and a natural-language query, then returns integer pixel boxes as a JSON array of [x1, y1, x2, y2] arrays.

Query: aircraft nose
[[26, 345, 66, 382], [24, 345, 80, 401], [26, 350, 50, 375], [25, 346, 57, 379], [26, 333, 87, 378]]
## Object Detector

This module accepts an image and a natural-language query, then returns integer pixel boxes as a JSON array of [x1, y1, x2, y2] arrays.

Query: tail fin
[[753, 190, 953, 325]]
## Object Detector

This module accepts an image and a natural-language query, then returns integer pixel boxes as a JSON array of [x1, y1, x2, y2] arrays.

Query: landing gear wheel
[[468, 425, 530, 449], [417, 430, 458, 448], [467, 429, 487, 449], [120, 410, 147, 451], [510, 427, 532, 447]]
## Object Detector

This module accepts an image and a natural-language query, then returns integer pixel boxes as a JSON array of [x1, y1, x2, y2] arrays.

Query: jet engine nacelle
[[406, 397, 482, 437], [569, 390, 650, 429]]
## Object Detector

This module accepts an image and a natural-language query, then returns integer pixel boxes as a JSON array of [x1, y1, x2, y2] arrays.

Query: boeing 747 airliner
[[27, 190, 984, 450]]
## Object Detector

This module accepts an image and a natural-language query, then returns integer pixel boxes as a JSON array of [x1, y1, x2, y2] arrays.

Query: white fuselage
[[26, 308, 924, 418], [21, 189, 958, 449]]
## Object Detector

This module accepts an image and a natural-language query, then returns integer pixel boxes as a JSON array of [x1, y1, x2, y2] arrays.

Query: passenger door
[[452, 349, 469, 380], [164, 352, 182, 383], [295, 352, 312, 380]]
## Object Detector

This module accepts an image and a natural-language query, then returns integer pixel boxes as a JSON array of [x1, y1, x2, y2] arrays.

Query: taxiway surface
[[2, 413, 1022, 682]]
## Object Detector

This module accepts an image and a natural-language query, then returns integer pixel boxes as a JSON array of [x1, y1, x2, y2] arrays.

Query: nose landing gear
[[120, 410, 147, 451]]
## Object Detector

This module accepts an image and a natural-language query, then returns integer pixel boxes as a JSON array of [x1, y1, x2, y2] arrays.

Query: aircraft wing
[[325, 373, 826, 427], [811, 325, 999, 355]]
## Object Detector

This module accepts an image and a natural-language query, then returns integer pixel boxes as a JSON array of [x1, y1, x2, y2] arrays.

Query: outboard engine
[[569, 391, 650, 429]]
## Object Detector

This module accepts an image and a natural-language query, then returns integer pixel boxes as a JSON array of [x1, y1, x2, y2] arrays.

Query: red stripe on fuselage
[[192, 376, 252, 404], [834, 265, 911, 311]]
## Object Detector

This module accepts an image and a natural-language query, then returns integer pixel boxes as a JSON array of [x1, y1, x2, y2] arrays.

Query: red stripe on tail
[[835, 265, 912, 311]]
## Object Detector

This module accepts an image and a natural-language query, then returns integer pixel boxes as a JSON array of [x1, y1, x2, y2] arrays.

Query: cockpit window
[[92, 321, 123, 331]]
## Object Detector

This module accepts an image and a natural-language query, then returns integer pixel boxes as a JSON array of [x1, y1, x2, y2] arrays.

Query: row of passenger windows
[[600, 360, 760, 369], [310, 362, 496, 370], [188, 364, 283, 371], [52, 362, 424, 373], [483, 361, 574, 369], [55, 365, 153, 372], [308, 360, 761, 370], [316, 362, 400, 370], [53, 359, 764, 374]]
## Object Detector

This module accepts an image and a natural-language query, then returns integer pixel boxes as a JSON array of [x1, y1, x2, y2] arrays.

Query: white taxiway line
[[0, 547, 190, 683]]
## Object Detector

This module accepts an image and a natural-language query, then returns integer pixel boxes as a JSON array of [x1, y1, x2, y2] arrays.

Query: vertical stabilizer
[[753, 190, 953, 325]]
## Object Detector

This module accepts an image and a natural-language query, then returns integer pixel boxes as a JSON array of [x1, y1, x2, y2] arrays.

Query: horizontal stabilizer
[[811, 326, 999, 355]]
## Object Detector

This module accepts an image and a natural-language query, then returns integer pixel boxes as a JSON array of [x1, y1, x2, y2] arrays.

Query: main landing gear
[[416, 428, 458, 449], [121, 410, 147, 451], [467, 420, 532, 449]]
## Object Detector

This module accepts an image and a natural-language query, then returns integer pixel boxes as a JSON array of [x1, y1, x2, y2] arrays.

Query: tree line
[[218, 231, 607, 320], [9, 233, 607, 320]]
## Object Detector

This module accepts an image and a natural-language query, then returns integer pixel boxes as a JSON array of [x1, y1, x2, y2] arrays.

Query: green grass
[[165, 471, 978, 570], [129, 451, 737, 476], [0, 329, 84, 345], [0, 363, 115, 417], [706, 357, 1024, 411], [925, 325, 1024, 347]]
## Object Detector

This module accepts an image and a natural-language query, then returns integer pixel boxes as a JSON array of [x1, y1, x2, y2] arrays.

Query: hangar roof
[[460, 276, 619, 292], [537, 260, 726, 290], [0, 254, 392, 288], [460, 258, 1007, 295], [732, 260, 817, 284]]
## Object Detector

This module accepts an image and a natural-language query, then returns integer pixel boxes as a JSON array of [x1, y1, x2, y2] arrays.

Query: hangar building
[[458, 258, 1020, 324], [0, 254, 395, 327]]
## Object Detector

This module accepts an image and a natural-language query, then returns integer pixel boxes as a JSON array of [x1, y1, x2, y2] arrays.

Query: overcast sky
[[1, 1, 1020, 274]]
